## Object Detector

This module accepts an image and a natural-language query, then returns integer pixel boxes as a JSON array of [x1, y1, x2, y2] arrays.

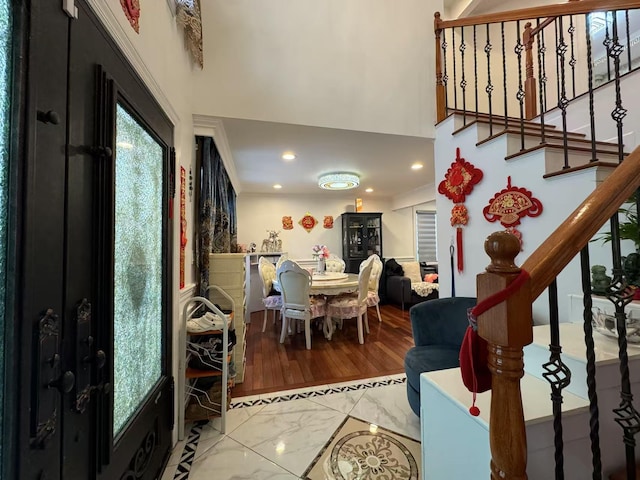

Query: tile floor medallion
[[166, 375, 417, 480], [303, 416, 421, 480]]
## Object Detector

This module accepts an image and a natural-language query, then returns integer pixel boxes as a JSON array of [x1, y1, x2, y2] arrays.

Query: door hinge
[[62, 0, 78, 18]]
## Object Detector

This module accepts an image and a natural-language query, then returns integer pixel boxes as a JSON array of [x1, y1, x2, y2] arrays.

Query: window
[[416, 211, 437, 263]]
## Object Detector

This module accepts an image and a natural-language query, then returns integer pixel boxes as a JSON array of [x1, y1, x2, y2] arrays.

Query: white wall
[[434, 115, 616, 323], [237, 193, 417, 261], [193, 0, 443, 138]]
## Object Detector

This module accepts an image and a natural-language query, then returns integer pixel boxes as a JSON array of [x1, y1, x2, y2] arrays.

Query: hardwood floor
[[232, 303, 415, 397]]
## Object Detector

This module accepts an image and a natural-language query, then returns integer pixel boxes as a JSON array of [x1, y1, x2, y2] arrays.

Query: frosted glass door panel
[[0, 0, 10, 469], [113, 104, 163, 436]]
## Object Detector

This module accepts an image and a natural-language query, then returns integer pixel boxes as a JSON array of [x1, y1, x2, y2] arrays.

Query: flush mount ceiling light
[[282, 152, 296, 160], [318, 172, 360, 190]]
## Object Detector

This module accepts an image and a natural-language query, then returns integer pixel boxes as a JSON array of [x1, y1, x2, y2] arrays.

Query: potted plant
[[595, 196, 640, 297]]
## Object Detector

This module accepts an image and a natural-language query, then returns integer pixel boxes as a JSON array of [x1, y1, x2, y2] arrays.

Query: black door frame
[[8, 1, 175, 478]]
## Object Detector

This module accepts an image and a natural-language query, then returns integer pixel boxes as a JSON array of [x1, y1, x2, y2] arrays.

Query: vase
[[317, 257, 326, 275]]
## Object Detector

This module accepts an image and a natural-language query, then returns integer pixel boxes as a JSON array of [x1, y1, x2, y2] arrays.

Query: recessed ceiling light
[[411, 163, 423, 170], [282, 153, 296, 160], [365, 188, 373, 193], [273, 184, 282, 189]]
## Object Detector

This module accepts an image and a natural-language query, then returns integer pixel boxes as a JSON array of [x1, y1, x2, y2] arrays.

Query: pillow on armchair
[[402, 262, 423, 283]]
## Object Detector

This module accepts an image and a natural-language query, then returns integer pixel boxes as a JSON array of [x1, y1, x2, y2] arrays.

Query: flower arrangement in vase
[[312, 245, 330, 274]]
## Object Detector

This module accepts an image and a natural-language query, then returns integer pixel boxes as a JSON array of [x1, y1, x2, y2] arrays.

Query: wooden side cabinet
[[209, 253, 247, 383], [341, 212, 383, 273]]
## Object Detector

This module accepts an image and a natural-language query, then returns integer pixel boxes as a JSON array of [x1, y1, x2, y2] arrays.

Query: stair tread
[[452, 118, 566, 137], [421, 367, 589, 427], [447, 109, 553, 128]]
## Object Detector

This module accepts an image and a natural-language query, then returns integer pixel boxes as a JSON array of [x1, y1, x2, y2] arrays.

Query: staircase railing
[[434, 1, 640, 478], [435, 0, 640, 169]]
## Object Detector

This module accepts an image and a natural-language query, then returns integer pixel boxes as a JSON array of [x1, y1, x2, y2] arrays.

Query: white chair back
[[360, 254, 383, 292], [357, 262, 373, 305], [325, 254, 346, 273], [277, 260, 312, 312], [258, 256, 277, 297], [275, 253, 288, 270]]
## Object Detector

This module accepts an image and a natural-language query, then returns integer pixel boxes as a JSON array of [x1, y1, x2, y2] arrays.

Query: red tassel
[[456, 227, 463, 272]]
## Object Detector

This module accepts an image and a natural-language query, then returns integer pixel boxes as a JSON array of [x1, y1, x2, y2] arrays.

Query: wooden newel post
[[523, 22, 538, 120], [476, 232, 533, 480], [435, 12, 446, 123]]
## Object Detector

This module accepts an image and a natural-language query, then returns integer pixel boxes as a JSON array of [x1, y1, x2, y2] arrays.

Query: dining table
[[272, 271, 359, 296], [272, 271, 359, 339]]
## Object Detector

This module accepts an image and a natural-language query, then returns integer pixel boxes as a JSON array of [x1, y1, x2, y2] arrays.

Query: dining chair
[[325, 254, 346, 273], [275, 253, 288, 270], [359, 254, 383, 322], [277, 260, 326, 349], [258, 256, 283, 332], [326, 262, 373, 344]]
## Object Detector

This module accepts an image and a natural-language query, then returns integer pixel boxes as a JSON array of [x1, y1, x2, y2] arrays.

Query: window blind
[[416, 211, 437, 263]]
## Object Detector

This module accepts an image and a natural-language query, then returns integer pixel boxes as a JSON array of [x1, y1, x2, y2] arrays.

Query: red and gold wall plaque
[[323, 216, 334, 229], [282, 216, 293, 230], [298, 213, 318, 233]]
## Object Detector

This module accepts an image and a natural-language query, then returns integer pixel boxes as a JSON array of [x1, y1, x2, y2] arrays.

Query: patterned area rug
[[303, 416, 421, 480]]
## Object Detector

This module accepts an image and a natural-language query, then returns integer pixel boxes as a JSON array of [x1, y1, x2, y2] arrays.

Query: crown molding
[[192, 115, 242, 194], [85, 0, 180, 126]]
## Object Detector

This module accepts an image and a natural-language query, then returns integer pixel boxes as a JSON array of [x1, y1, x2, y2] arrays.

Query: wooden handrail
[[522, 148, 640, 300], [436, 0, 640, 29]]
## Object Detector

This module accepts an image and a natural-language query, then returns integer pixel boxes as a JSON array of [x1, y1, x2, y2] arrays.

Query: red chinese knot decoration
[[483, 176, 543, 246], [438, 148, 483, 272]]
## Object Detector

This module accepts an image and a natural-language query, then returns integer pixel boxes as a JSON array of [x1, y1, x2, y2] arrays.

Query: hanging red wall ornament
[[120, 0, 140, 33], [483, 176, 543, 246], [438, 148, 483, 272]]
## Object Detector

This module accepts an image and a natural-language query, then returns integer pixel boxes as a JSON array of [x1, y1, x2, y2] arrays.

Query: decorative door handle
[[48, 370, 75, 394]]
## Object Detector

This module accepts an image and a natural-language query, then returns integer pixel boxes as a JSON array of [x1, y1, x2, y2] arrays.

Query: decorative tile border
[[170, 375, 406, 480], [172, 421, 206, 479], [230, 376, 406, 409]]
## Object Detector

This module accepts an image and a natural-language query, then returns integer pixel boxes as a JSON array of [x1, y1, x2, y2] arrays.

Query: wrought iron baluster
[[515, 20, 525, 151], [502, 22, 508, 129], [453, 28, 458, 111], [541, 27, 548, 112], [626, 10, 632, 74], [485, 23, 494, 136], [605, 150, 639, 480], [460, 27, 467, 125], [604, 15, 612, 82], [537, 18, 546, 144], [609, 14, 627, 165], [569, 15, 576, 98], [442, 29, 449, 112], [473, 25, 478, 120], [555, 19, 561, 107], [585, 13, 597, 163], [543, 279, 571, 480], [579, 247, 603, 480], [556, 16, 570, 169]]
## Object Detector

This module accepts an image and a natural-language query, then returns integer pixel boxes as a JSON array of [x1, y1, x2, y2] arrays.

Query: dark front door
[[15, 1, 174, 479]]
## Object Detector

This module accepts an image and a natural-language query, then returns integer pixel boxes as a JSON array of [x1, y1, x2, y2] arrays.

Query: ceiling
[[216, 117, 435, 199]]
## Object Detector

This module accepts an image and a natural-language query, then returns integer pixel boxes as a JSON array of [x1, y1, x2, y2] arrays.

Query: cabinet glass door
[[347, 216, 364, 258], [366, 216, 381, 257]]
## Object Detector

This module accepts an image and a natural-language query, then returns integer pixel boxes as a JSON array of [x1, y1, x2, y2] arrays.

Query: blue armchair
[[404, 297, 477, 416]]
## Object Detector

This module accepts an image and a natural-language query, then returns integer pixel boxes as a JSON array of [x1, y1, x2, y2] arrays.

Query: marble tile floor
[[162, 374, 420, 480]]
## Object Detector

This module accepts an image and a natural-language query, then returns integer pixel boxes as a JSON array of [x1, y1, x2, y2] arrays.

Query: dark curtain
[[196, 136, 237, 296]]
